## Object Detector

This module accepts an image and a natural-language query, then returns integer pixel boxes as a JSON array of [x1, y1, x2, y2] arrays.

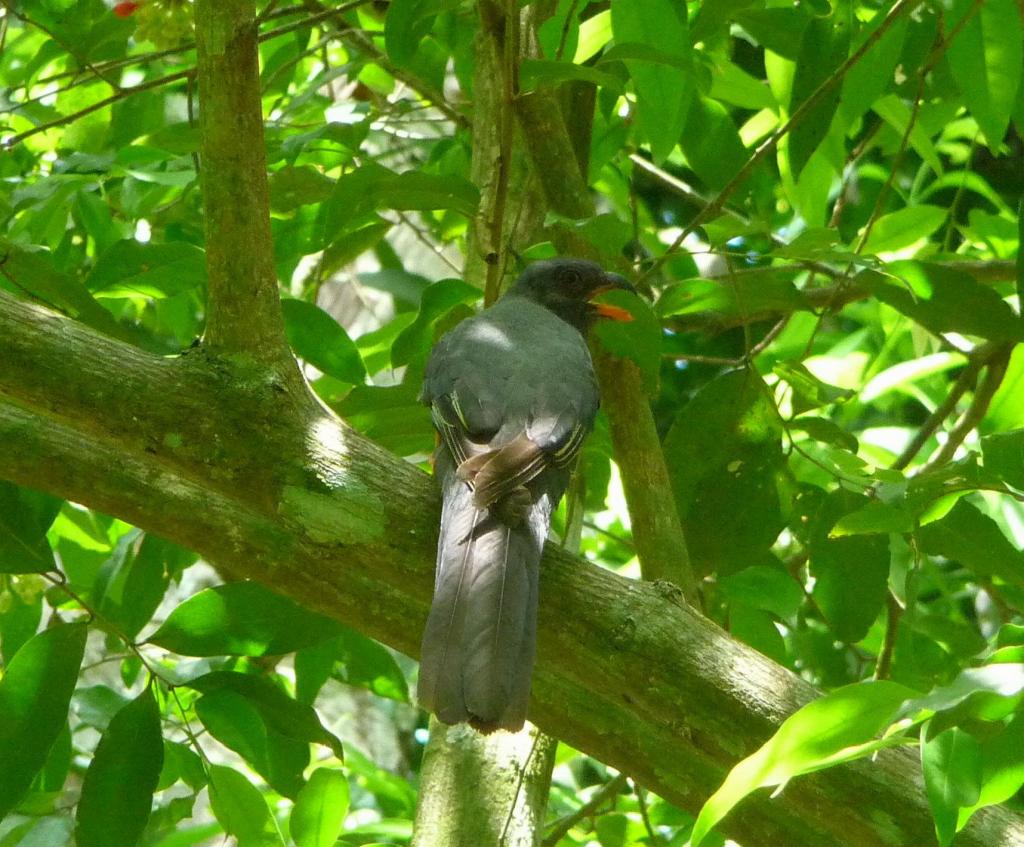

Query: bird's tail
[[417, 460, 549, 733]]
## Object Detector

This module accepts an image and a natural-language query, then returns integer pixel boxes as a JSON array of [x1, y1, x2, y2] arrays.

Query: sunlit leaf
[[861, 206, 947, 255], [690, 681, 914, 845], [0, 624, 87, 818], [922, 726, 982, 846], [76, 687, 164, 847], [208, 765, 283, 847], [611, 0, 692, 162], [0, 482, 61, 574], [918, 499, 1024, 589], [860, 262, 1024, 342], [282, 299, 366, 385], [148, 582, 341, 656], [945, 0, 1022, 150], [981, 429, 1024, 491], [290, 768, 350, 847], [789, 13, 849, 177]]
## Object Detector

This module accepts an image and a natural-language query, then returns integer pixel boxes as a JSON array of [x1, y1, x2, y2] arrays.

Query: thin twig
[[542, 773, 629, 846], [2, 70, 191, 148], [874, 592, 902, 680], [942, 134, 978, 253], [829, 120, 883, 229], [663, 315, 789, 365], [920, 344, 1013, 471], [889, 343, 999, 471], [634, 780, 664, 844]]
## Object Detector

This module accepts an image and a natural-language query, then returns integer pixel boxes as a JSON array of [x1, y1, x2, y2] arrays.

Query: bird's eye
[[560, 267, 584, 288]]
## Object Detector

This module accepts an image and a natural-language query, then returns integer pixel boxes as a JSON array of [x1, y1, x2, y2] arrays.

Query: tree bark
[[412, 721, 556, 847], [1, 288, 1023, 847], [194, 0, 295, 373]]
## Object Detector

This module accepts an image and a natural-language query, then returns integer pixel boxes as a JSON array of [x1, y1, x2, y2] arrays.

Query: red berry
[[113, 2, 140, 17]]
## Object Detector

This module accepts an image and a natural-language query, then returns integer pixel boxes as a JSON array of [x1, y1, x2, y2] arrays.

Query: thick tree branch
[[194, 0, 294, 369], [2, 290, 1022, 847]]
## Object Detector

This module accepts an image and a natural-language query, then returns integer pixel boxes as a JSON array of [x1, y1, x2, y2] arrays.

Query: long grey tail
[[417, 460, 549, 733]]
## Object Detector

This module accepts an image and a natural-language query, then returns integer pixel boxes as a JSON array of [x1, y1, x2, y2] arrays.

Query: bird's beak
[[589, 272, 637, 322]]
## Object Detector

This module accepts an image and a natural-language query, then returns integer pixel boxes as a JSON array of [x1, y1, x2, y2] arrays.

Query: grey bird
[[417, 258, 635, 732]]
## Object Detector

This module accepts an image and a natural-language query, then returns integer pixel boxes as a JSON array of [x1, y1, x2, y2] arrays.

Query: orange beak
[[591, 301, 634, 321], [589, 276, 636, 322]]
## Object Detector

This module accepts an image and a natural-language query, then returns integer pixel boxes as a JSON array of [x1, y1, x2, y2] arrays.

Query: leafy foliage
[[1, 0, 1024, 845]]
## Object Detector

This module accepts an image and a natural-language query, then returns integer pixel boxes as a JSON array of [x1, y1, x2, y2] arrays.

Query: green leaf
[[189, 671, 344, 761], [148, 582, 342, 657], [282, 299, 366, 385], [872, 94, 943, 176], [611, 0, 693, 163], [321, 221, 392, 278], [0, 481, 61, 574], [679, 96, 751, 193], [664, 371, 787, 575], [901, 664, 1024, 722], [860, 351, 968, 404], [290, 768, 350, 847], [0, 593, 42, 664], [808, 491, 890, 642], [391, 278, 480, 367], [269, 166, 334, 213], [194, 687, 308, 799], [861, 205, 947, 255], [85, 240, 207, 299], [957, 714, 1024, 829], [789, 12, 849, 177], [1018, 197, 1024, 310], [860, 262, 1024, 342], [830, 500, 913, 537], [208, 764, 283, 847], [922, 727, 982, 846], [378, 172, 479, 218], [787, 416, 858, 453], [336, 383, 434, 457], [838, 15, 907, 127], [0, 623, 87, 818], [384, 0, 441, 68], [658, 272, 807, 323], [691, 0, 759, 45], [332, 627, 410, 702], [592, 290, 662, 394], [719, 565, 803, 618], [986, 346, 1024, 432], [520, 59, 624, 93], [76, 687, 164, 847], [981, 429, 1024, 490], [736, 6, 808, 59], [0, 241, 125, 338], [164, 740, 208, 791], [574, 8, 612, 63], [690, 681, 914, 845], [94, 532, 182, 639], [946, 0, 1022, 150], [918, 499, 1024, 589], [774, 361, 854, 413]]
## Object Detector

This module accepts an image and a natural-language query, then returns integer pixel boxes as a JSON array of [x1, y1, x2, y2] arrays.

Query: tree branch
[[193, 0, 299, 370], [2, 289, 1022, 847]]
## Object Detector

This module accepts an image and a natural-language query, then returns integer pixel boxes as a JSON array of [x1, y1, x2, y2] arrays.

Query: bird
[[417, 257, 635, 733]]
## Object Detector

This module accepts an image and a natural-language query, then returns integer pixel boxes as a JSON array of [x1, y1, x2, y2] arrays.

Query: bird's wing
[[422, 302, 598, 506]]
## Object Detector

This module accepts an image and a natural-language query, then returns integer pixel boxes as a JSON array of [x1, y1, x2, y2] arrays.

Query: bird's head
[[506, 258, 637, 331]]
